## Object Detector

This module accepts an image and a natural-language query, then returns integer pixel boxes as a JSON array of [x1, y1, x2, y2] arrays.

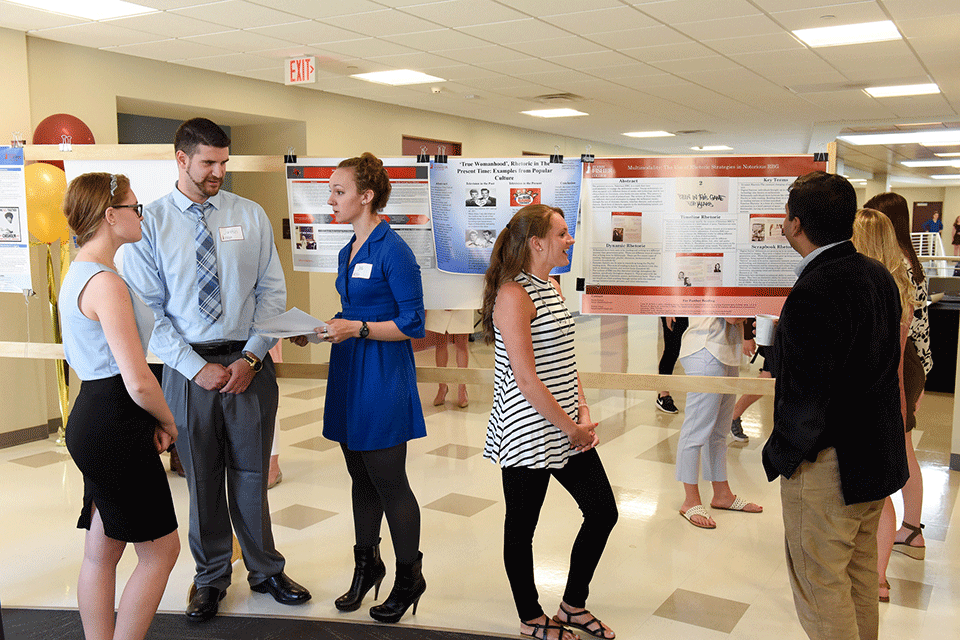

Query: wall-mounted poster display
[[429, 157, 582, 275], [286, 158, 432, 273], [580, 155, 826, 317], [0, 147, 33, 293]]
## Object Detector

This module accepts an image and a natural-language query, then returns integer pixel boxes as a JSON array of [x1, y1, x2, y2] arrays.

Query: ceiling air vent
[[532, 93, 585, 103]]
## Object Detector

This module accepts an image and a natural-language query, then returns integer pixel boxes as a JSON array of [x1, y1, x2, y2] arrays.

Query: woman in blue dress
[[61, 173, 180, 640], [291, 152, 426, 623]]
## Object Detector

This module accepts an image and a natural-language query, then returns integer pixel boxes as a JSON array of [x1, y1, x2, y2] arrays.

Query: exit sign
[[286, 57, 316, 85]]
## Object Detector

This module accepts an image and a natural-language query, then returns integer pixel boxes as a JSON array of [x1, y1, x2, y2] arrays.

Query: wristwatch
[[242, 352, 263, 372], [358, 321, 369, 339]]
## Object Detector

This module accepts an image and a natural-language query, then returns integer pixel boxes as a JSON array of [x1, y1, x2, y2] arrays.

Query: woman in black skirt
[[60, 173, 180, 640]]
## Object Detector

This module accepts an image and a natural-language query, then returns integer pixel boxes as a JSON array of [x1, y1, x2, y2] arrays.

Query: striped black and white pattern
[[484, 272, 578, 469]]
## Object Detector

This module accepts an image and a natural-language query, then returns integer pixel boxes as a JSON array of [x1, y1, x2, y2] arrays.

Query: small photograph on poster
[[477, 187, 497, 207], [675, 176, 729, 213], [675, 252, 723, 287], [465, 228, 496, 248], [610, 211, 642, 243], [510, 187, 541, 207], [0, 207, 21, 242], [749, 213, 787, 244]]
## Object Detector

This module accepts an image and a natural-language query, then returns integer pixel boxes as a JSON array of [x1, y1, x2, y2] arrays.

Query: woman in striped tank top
[[481, 205, 618, 640]]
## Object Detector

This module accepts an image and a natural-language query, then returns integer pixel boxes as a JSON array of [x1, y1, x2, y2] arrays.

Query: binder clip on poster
[[284, 147, 297, 164], [435, 145, 447, 164], [59, 135, 72, 152], [416, 146, 430, 164], [581, 144, 594, 164], [11, 132, 25, 148], [550, 145, 563, 164]]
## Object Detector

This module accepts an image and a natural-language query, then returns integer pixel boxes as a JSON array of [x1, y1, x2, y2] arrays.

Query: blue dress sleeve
[[383, 234, 425, 339]]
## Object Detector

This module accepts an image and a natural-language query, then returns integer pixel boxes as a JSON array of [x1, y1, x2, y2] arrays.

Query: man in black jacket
[[763, 171, 907, 640]]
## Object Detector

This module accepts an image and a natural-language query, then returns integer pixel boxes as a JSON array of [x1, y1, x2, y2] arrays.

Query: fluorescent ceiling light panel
[[350, 70, 445, 86], [521, 109, 588, 118], [691, 145, 733, 151], [792, 20, 900, 47], [931, 174, 960, 180], [934, 152, 960, 157], [623, 131, 675, 138], [901, 159, 960, 168], [5, 0, 154, 20], [839, 130, 960, 146], [864, 83, 940, 98]]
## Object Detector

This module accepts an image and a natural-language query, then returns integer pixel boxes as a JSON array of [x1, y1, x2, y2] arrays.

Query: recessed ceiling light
[[863, 83, 940, 98], [901, 159, 960, 168], [521, 109, 588, 118], [691, 145, 733, 151], [623, 131, 675, 138], [839, 130, 960, 146], [792, 20, 900, 48], [350, 70, 445, 86], [5, 0, 154, 20]]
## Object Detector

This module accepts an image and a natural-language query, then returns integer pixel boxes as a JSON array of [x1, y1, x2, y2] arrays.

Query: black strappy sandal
[[893, 521, 925, 560], [552, 602, 615, 639]]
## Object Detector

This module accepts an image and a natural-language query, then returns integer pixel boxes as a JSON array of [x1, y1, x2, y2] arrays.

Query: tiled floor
[[1, 314, 958, 639]]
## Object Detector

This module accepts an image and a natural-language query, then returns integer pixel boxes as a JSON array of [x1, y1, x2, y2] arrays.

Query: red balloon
[[32, 113, 96, 146]]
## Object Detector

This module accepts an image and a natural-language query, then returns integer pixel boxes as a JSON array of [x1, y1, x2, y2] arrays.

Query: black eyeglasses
[[113, 203, 143, 219]]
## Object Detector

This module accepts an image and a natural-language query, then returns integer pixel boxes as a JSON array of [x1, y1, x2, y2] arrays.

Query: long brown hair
[[863, 192, 923, 284], [852, 208, 916, 324], [480, 204, 562, 344]]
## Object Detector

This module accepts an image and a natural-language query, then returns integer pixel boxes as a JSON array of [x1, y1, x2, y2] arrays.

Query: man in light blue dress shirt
[[124, 118, 310, 621]]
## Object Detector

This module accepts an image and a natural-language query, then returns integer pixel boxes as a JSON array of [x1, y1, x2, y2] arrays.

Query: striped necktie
[[190, 202, 221, 323]]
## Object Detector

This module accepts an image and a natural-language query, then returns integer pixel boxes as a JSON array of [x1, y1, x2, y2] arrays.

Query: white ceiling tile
[[247, 20, 365, 46], [704, 32, 805, 56], [544, 50, 640, 71], [0, 1, 85, 30], [399, 0, 528, 28], [675, 14, 784, 41], [104, 11, 227, 38], [365, 50, 464, 73], [433, 44, 527, 65], [177, 52, 276, 73], [458, 18, 570, 45], [538, 6, 659, 34], [499, 0, 624, 17], [106, 38, 232, 62], [586, 25, 692, 51], [477, 57, 566, 77], [30, 22, 162, 48], [877, 0, 960, 21], [380, 28, 488, 51], [246, 0, 385, 19], [507, 35, 607, 58], [770, 2, 888, 31], [172, 1, 305, 30], [309, 37, 417, 58], [631, 0, 762, 23], [253, 45, 328, 60], [621, 41, 717, 64], [653, 56, 744, 75], [133, 0, 222, 8], [319, 9, 445, 37], [180, 30, 298, 54]]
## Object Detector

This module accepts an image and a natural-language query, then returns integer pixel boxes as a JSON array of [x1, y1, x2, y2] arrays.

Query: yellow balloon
[[25, 162, 69, 244]]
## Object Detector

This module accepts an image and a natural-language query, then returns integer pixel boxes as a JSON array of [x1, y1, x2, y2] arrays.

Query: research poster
[[580, 155, 826, 317], [429, 157, 582, 275], [286, 159, 432, 273], [0, 147, 33, 293]]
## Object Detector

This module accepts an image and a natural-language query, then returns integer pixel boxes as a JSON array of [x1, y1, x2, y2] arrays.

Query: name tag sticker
[[219, 226, 244, 242], [352, 263, 372, 279]]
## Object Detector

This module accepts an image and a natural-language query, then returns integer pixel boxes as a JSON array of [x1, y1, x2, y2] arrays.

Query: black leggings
[[341, 443, 421, 564], [659, 316, 689, 376], [501, 449, 618, 621]]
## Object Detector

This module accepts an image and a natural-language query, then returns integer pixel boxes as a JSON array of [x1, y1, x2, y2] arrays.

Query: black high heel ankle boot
[[335, 540, 386, 612], [369, 552, 426, 623]]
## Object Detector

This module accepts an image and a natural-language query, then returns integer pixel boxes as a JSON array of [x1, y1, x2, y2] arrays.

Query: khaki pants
[[781, 447, 883, 640]]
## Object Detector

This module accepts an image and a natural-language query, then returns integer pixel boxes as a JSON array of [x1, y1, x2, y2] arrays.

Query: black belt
[[191, 341, 246, 356]]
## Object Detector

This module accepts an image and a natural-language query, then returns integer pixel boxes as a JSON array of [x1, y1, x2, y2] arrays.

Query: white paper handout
[[254, 307, 327, 342]]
